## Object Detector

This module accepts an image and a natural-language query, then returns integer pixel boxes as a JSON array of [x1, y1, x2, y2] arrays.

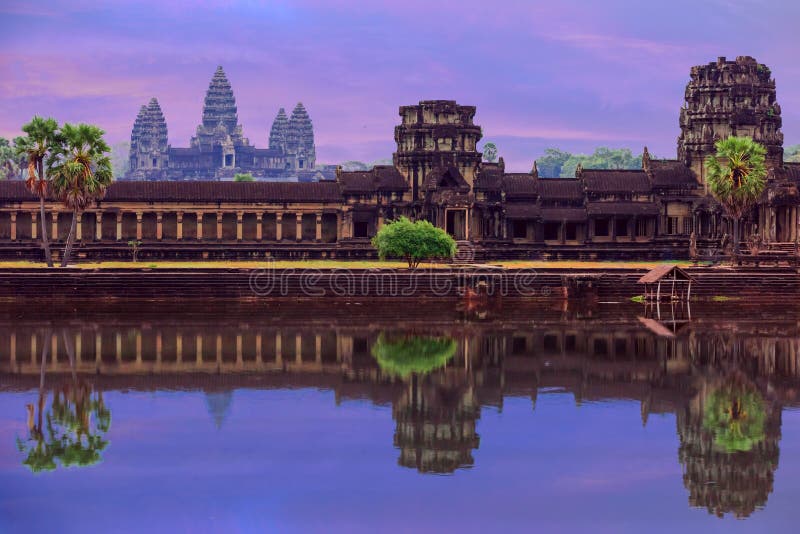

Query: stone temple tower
[[269, 107, 289, 154], [128, 97, 168, 177], [678, 56, 784, 182], [190, 66, 249, 168], [393, 100, 483, 201], [285, 103, 315, 171]]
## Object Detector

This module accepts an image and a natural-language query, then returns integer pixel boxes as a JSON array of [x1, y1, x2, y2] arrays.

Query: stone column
[[51, 212, 58, 242], [176, 212, 183, 240], [196, 212, 203, 240], [236, 211, 243, 241], [255, 333, 262, 363], [236, 334, 243, 366], [256, 213, 263, 241], [296, 213, 302, 242], [75, 213, 82, 241], [315, 334, 321, 364], [135, 212, 143, 240], [31, 212, 37, 240], [315, 213, 322, 242], [176, 332, 183, 363], [631, 216, 638, 242], [275, 333, 282, 365], [276, 213, 283, 241], [295, 333, 302, 364], [216, 212, 223, 241], [116, 212, 123, 241], [196, 334, 203, 365], [10, 212, 16, 241], [10, 332, 15, 366], [95, 333, 101, 364], [96, 212, 103, 241], [156, 213, 163, 241], [155, 331, 162, 366]]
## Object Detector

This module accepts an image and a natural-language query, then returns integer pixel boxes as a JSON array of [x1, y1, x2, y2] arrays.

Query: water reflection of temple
[[2, 304, 800, 516]]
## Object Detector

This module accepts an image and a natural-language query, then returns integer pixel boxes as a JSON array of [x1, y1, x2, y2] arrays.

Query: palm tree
[[705, 136, 768, 261], [49, 123, 113, 267], [13, 117, 60, 267]]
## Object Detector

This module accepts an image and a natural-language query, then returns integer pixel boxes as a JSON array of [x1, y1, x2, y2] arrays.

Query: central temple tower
[[393, 100, 482, 201], [678, 56, 784, 182], [190, 66, 249, 168]]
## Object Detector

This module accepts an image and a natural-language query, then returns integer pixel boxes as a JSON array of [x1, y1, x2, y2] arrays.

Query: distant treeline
[[338, 159, 394, 171], [537, 145, 800, 178], [535, 147, 644, 178]]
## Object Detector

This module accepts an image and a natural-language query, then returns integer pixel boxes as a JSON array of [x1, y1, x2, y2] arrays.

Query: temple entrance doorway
[[446, 209, 467, 240], [776, 206, 793, 242]]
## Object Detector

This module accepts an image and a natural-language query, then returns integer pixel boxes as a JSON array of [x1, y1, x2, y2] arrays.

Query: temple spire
[[269, 107, 289, 150], [201, 65, 239, 133]]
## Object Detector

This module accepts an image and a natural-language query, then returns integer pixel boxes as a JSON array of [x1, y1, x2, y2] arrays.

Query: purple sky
[[2, 0, 799, 171]]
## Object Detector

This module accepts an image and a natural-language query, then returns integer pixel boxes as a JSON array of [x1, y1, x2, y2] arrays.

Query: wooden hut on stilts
[[637, 264, 694, 302]]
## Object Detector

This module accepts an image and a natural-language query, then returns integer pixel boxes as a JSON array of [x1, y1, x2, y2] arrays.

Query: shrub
[[371, 216, 455, 269]]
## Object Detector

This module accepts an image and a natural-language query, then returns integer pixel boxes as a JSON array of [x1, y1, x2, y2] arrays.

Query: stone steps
[[0, 267, 797, 301]]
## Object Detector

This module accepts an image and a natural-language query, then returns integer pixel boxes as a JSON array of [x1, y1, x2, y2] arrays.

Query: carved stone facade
[[3, 56, 800, 259], [679, 56, 784, 179], [126, 66, 316, 181]]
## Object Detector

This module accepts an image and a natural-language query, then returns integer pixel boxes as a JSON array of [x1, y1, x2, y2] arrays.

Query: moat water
[[1, 301, 799, 533]]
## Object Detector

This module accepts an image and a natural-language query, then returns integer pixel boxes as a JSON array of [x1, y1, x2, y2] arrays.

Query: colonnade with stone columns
[[0, 206, 344, 243]]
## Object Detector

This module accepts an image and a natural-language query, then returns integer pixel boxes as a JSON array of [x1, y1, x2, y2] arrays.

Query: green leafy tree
[[536, 148, 572, 178], [49, 123, 114, 267], [705, 136, 768, 260], [560, 147, 642, 177], [14, 117, 60, 267], [371, 333, 457, 377], [234, 172, 254, 182], [0, 137, 20, 180], [127, 240, 142, 262], [371, 216, 456, 269], [339, 160, 370, 171], [482, 142, 498, 163], [785, 144, 800, 163]]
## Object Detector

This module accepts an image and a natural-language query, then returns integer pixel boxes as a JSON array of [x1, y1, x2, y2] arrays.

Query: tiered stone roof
[[201, 66, 239, 133], [128, 98, 168, 175], [268, 108, 289, 150]]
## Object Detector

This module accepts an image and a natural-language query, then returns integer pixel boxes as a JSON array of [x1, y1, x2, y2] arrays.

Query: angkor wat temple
[[0, 55, 798, 260], [125, 66, 318, 181]]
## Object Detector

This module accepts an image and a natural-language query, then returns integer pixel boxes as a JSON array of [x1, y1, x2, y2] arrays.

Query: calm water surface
[[1, 301, 800, 533]]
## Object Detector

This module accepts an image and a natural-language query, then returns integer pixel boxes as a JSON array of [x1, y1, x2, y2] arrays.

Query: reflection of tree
[[678, 373, 779, 519], [17, 382, 111, 473], [16, 329, 111, 473], [703, 383, 766, 453], [371, 334, 457, 377]]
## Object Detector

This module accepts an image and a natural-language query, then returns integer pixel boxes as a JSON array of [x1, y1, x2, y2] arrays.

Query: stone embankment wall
[[0, 267, 797, 300]]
